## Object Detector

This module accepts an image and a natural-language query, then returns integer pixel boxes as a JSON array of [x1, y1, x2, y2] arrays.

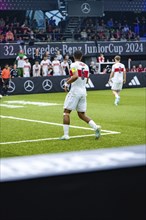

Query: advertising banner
[[6, 73, 146, 95], [0, 41, 146, 59]]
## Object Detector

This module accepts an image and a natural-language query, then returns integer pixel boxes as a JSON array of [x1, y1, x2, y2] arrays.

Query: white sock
[[115, 94, 119, 98], [63, 124, 69, 136], [88, 120, 98, 131]]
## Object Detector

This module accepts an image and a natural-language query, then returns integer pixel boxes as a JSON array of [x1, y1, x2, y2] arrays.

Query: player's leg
[[60, 109, 71, 140], [77, 96, 101, 139], [60, 92, 77, 140], [112, 83, 122, 105], [77, 112, 101, 139]]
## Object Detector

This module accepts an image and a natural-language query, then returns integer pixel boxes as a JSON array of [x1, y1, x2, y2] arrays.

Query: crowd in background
[[74, 16, 146, 41], [0, 12, 146, 43]]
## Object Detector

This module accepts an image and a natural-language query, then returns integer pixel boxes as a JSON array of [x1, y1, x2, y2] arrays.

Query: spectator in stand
[[10, 64, 19, 78], [5, 30, 14, 42], [107, 18, 114, 29], [56, 50, 63, 63], [33, 61, 41, 77], [33, 48, 41, 63], [1, 64, 11, 96], [97, 53, 105, 63], [89, 61, 98, 74], [52, 56, 62, 76], [61, 56, 70, 75], [44, 50, 51, 61], [102, 65, 112, 74], [133, 17, 140, 36], [23, 58, 31, 77], [65, 54, 72, 67], [130, 65, 137, 72], [40, 56, 52, 76], [144, 66, 146, 72], [137, 64, 144, 73], [17, 36, 25, 45], [80, 28, 88, 41]]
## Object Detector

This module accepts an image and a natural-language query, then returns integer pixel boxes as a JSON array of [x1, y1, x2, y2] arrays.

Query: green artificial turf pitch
[[0, 88, 145, 158]]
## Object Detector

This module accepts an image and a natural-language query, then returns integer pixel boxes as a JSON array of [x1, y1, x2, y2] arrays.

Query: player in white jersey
[[60, 50, 101, 140], [33, 61, 41, 77], [23, 58, 31, 77], [40, 56, 51, 76], [52, 56, 62, 76], [109, 55, 126, 105], [61, 57, 70, 75]]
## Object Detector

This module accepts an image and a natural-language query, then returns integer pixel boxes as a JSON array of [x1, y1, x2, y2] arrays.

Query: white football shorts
[[64, 92, 87, 112], [111, 82, 123, 91]]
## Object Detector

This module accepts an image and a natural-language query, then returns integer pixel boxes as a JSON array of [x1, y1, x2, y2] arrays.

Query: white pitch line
[[0, 132, 120, 145], [0, 115, 120, 134]]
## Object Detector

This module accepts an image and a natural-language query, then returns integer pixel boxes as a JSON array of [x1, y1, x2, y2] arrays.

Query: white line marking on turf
[[0, 104, 24, 109], [0, 132, 120, 145], [5, 101, 61, 106], [0, 115, 120, 134]]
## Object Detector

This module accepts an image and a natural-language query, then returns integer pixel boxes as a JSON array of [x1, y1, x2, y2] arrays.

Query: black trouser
[[0, 78, 3, 95], [2, 78, 10, 95]]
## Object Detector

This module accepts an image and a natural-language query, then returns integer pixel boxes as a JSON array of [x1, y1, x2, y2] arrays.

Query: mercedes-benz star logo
[[60, 78, 68, 90], [42, 79, 53, 91], [81, 3, 91, 14], [24, 80, 34, 92], [8, 81, 15, 93]]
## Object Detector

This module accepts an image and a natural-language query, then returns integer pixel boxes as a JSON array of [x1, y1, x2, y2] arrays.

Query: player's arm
[[109, 65, 114, 82], [123, 69, 126, 84], [64, 68, 78, 92], [109, 71, 114, 82]]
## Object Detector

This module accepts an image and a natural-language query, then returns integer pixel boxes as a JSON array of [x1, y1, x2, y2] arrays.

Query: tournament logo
[[81, 3, 91, 14], [24, 80, 34, 92], [42, 79, 53, 91], [8, 81, 16, 93]]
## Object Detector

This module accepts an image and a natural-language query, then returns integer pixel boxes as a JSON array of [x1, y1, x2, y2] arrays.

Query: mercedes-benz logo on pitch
[[42, 79, 53, 91], [8, 81, 15, 93], [24, 80, 34, 92], [81, 3, 91, 14]]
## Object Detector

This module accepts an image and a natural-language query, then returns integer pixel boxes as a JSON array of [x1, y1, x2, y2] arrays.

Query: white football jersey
[[40, 60, 51, 76], [52, 60, 61, 76], [33, 64, 41, 77], [70, 61, 89, 95], [23, 61, 31, 77], [112, 62, 126, 83], [61, 61, 69, 75]]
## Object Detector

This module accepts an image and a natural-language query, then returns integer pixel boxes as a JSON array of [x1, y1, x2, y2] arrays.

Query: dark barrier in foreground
[[1, 145, 146, 220], [7, 72, 146, 95]]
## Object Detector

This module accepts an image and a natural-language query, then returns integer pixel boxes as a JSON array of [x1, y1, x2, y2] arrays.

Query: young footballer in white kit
[[23, 58, 31, 77], [33, 61, 41, 77], [109, 55, 126, 106], [40, 56, 51, 76], [60, 50, 101, 140]]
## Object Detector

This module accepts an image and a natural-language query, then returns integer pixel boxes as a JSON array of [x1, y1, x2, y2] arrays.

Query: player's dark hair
[[73, 50, 83, 60]]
